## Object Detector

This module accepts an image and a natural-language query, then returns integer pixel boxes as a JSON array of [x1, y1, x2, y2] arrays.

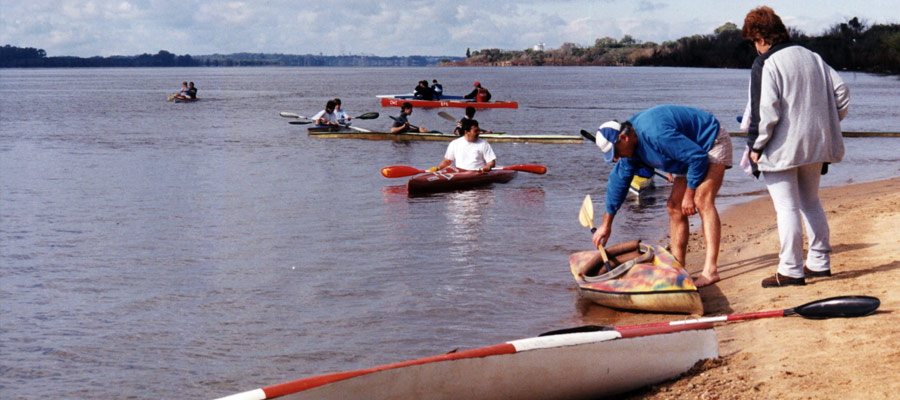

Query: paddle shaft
[[540, 295, 879, 337], [382, 164, 546, 178]]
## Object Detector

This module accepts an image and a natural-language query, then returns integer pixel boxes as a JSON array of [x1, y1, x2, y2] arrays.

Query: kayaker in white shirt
[[333, 98, 351, 125], [311, 100, 340, 127], [430, 119, 496, 173]]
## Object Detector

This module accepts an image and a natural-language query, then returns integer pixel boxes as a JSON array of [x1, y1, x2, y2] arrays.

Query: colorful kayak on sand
[[407, 167, 516, 195], [306, 127, 582, 144], [377, 94, 518, 109], [211, 324, 718, 400], [569, 240, 703, 314]]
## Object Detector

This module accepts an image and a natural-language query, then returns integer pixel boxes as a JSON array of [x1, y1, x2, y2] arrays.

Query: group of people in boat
[[312, 98, 352, 127], [174, 81, 198, 100], [411, 80, 492, 103], [413, 79, 443, 100]]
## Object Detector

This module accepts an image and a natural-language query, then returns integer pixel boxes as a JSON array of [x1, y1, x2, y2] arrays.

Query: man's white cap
[[596, 121, 622, 163]]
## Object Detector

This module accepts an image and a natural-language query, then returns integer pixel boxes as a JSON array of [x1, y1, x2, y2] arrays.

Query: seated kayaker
[[590, 105, 732, 288], [391, 102, 427, 133], [413, 80, 434, 100], [454, 106, 493, 136], [431, 79, 443, 100], [333, 98, 350, 125], [312, 100, 340, 127], [175, 81, 189, 98], [463, 81, 492, 102], [186, 82, 197, 99], [429, 119, 496, 174]]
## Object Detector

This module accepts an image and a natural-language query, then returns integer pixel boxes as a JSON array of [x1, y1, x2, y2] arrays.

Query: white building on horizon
[[533, 43, 545, 51]]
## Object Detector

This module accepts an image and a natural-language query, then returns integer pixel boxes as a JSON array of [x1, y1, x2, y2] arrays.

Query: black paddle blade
[[580, 129, 596, 142], [538, 325, 614, 337], [356, 112, 379, 120], [793, 295, 880, 319], [289, 120, 313, 125]]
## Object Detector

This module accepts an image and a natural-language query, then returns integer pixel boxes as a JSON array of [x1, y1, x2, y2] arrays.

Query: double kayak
[[407, 167, 516, 195], [306, 127, 582, 144], [569, 240, 703, 314], [212, 323, 718, 400], [377, 94, 518, 109]]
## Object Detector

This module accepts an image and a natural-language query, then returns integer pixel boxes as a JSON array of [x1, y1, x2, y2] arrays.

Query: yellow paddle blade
[[578, 195, 594, 229]]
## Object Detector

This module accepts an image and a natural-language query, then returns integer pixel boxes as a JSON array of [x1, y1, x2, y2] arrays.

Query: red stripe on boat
[[261, 343, 517, 398]]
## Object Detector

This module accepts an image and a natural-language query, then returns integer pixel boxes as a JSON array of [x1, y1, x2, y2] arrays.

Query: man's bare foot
[[694, 273, 720, 288]]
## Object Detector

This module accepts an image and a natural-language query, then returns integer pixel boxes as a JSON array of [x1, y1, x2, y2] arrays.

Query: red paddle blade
[[381, 165, 426, 178], [501, 164, 547, 174]]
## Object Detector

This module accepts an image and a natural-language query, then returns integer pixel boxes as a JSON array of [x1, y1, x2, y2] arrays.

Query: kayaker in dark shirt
[[186, 82, 197, 99], [431, 79, 443, 100], [454, 106, 492, 136], [391, 102, 427, 133], [413, 80, 434, 100], [463, 81, 492, 102]]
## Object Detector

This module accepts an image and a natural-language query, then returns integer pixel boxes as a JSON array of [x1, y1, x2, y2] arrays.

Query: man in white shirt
[[431, 119, 496, 173], [311, 100, 339, 127]]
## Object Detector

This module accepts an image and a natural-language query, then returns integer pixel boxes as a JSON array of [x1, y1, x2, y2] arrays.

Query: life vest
[[475, 87, 489, 102]]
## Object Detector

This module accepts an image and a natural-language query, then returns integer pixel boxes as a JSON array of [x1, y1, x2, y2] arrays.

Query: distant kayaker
[[464, 81, 492, 102], [591, 105, 732, 288], [741, 6, 850, 288], [312, 100, 340, 127], [431, 79, 443, 100], [454, 106, 492, 136], [414, 80, 435, 100], [430, 119, 496, 173], [186, 82, 197, 99], [391, 102, 427, 133], [177, 81, 189, 97], [333, 98, 351, 125]]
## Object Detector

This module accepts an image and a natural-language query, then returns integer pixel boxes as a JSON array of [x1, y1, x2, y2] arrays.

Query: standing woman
[[741, 6, 850, 287]]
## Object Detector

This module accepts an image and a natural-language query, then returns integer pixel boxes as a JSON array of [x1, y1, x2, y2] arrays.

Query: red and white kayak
[[212, 324, 718, 400], [407, 167, 516, 194], [378, 94, 518, 109]]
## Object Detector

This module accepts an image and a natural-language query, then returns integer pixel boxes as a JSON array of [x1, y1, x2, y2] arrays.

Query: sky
[[1, 0, 897, 58]]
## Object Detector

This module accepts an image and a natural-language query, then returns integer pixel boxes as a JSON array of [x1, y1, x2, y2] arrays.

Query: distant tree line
[[0, 46, 460, 68], [454, 18, 900, 74]]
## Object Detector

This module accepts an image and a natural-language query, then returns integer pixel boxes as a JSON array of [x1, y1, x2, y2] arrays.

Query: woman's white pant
[[762, 163, 831, 278]]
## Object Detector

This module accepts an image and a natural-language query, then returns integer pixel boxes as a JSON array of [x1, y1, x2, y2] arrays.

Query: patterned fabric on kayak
[[569, 244, 698, 294]]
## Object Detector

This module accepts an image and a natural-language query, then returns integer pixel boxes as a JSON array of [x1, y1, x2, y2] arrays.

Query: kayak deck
[[378, 94, 518, 109], [407, 167, 517, 195], [306, 127, 582, 144]]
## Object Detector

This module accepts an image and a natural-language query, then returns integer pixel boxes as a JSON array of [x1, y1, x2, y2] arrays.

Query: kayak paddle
[[539, 295, 881, 336], [579, 195, 613, 274], [580, 129, 670, 181], [280, 112, 304, 118], [289, 120, 314, 125], [353, 112, 379, 120], [381, 164, 547, 178], [438, 111, 458, 122]]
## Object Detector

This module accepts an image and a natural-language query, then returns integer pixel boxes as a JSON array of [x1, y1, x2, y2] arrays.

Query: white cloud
[[0, 0, 895, 57]]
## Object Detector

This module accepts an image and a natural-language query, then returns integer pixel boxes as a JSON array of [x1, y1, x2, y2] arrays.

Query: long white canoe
[[213, 324, 718, 400]]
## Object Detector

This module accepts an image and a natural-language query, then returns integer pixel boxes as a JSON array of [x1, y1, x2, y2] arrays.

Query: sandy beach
[[603, 176, 900, 399]]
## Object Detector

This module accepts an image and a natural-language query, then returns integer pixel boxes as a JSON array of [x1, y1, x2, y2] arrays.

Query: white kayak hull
[[214, 325, 718, 400]]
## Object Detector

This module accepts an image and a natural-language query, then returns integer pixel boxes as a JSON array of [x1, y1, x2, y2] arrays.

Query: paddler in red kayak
[[591, 105, 732, 288], [429, 119, 496, 174], [464, 81, 492, 102]]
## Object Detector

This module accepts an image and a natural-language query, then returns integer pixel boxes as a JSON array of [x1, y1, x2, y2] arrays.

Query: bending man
[[591, 105, 732, 287]]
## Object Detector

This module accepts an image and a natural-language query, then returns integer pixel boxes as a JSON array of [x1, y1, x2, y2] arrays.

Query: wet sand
[[609, 177, 900, 399]]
